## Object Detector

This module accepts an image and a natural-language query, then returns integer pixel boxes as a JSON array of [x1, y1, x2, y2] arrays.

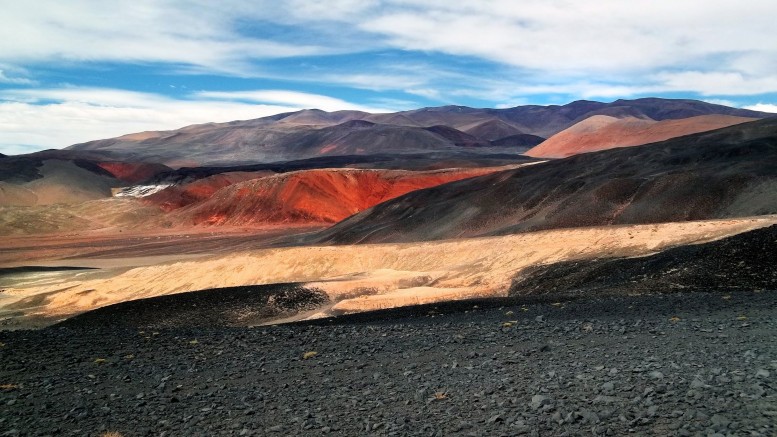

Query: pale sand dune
[[3, 216, 775, 327]]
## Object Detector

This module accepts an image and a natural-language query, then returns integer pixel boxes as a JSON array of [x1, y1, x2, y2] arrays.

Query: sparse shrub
[[432, 391, 448, 401]]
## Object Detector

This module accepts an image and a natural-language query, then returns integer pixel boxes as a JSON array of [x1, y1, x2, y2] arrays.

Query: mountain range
[[65, 98, 770, 166]]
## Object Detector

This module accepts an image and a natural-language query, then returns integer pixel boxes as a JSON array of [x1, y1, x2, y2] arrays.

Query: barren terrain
[[525, 114, 755, 158], [2, 216, 774, 329]]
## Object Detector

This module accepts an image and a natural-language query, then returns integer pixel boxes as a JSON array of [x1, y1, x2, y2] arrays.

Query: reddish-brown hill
[[525, 114, 757, 158], [167, 167, 503, 226], [144, 171, 275, 211]]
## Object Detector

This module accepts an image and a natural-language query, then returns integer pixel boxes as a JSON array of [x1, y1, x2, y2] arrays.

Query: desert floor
[[2, 216, 775, 329]]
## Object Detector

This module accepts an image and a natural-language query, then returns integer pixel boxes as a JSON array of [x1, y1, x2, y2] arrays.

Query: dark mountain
[[69, 120, 502, 167], [464, 119, 528, 141], [63, 98, 773, 167], [312, 118, 777, 244], [489, 134, 546, 151], [143, 153, 539, 187], [422, 125, 489, 147]]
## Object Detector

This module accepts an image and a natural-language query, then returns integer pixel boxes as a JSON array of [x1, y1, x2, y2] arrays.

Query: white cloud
[[405, 88, 444, 100], [744, 103, 777, 114], [652, 71, 777, 96], [194, 90, 390, 113], [0, 87, 388, 154], [702, 99, 738, 108], [360, 1, 777, 74]]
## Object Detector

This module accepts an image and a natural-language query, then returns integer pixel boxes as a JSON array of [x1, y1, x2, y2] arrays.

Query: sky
[[1, 0, 777, 155]]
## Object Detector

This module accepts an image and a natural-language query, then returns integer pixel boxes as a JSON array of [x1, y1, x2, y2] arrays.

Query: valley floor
[[1, 290, 775, 436], [2, 216, 776, 329]]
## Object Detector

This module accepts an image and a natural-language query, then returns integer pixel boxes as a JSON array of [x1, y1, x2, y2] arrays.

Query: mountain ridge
[[63, 98, 773, 166]]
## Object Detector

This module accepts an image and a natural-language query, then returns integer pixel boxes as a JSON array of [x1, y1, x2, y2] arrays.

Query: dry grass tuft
[[0, 384, 19, 390], [99, 432, 124, 437], [302, 351, 318, 360], [432, 391, 449, 401]]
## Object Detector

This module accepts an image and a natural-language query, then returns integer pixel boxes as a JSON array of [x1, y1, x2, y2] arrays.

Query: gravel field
[[2, 290, 776, 436]]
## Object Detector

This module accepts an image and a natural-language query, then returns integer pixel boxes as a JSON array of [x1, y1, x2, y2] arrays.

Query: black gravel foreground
[[2, 290, 776, 436]]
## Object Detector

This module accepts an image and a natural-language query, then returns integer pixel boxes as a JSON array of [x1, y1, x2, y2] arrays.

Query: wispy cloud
[[0, 1, 339, 75], [194, 90, 391, 112]]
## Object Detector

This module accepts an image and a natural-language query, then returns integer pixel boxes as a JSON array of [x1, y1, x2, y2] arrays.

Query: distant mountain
[[69, 120, 499, 167], [312, 117, 777, 244], [64, 98, 773, 166], [464, 119, 528, 141], [367, 99, 770, 138], [525, 114, 756, 158], [489, 134, 545, 151]]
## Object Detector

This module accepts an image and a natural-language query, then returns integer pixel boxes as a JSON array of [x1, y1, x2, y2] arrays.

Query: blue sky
[[1, 0, 777, 154]]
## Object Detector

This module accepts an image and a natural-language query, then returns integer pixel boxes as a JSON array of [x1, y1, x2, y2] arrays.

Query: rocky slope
[[1, 290, 775, 436], [314, 117, 777, 244]]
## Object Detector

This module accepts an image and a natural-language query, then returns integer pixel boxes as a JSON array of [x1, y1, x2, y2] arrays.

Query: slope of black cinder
[[56, 284, 328, 330], [2, 290, 776, 436], [0, 157, 43, 183], [510, 224, 777, 296], [314, 117, 777, 244]]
